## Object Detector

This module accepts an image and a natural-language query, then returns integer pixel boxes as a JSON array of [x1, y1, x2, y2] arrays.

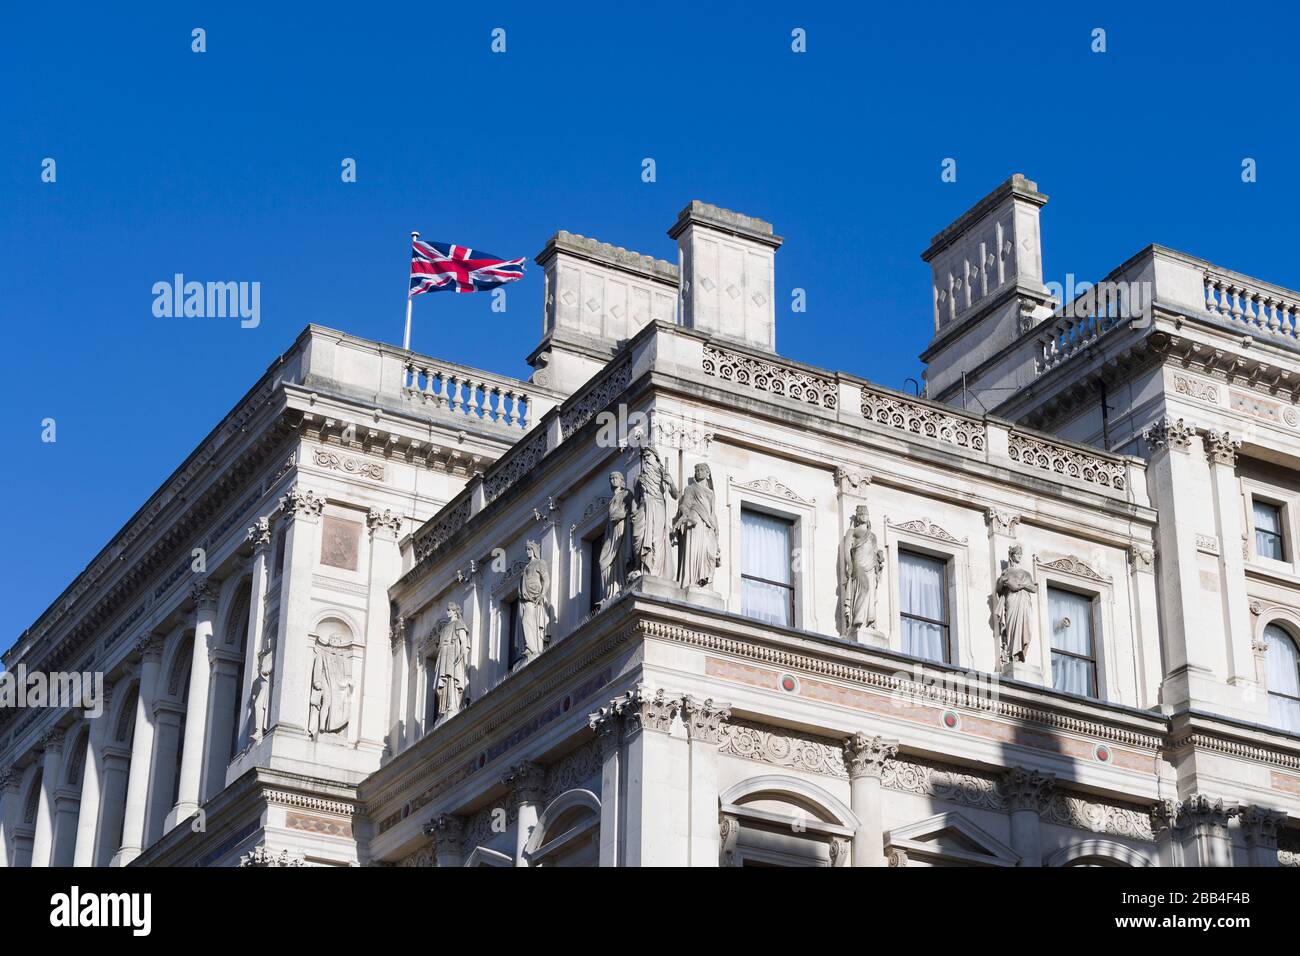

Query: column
[[72, 685, 114, 866], [1000, 767, 1053, 867], [501, 760, 546, 867], [426, 814, 465, 868], [169, 579, 220, 829], [1204, 430, 1255, 689], [235, 517, 272, 754], [842, 732, 897, 867], [0, 765, 20, 866], [681, 695, 730, 867], [620, 685, 685, 867], [268, 486, 325, 735], [112, 634, 164, 867], [362, 509, 403, 748], [30, 728, 65, 867], [1240, 806, 1285, 867], [95, 751, 130, 867], [588, 703, 622, 867]]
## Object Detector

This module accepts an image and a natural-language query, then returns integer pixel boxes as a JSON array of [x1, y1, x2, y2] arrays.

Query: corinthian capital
[[1239, 805, 1286, 849], [246, 516, 272, 550], [278, 485, 325, 522], [999, 767, 1055, 812], [0, 765, 19, 793], [616, 684, 681, 736], [1201, 428, 1241, 467], [680, 696, 732, 744], [190, 577, 220, 611], [367, 508, 403, 539], [1141, 416, 1194, 453], [424, 813, 466, 856], [134, 634, 166, 662], [500, 760, 547, 806], [842, 732, 898, 780]]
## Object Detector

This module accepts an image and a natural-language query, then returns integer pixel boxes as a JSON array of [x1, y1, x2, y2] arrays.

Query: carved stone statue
[[839, 504, 884, 635], [308, 634, 352, 739], [995, 543, 1038, 664], [598, 472, 633, 605], [631, 442, 678, 579], [518, 540, 550, 662], [248, 636, 274, 744], [673, 463, 720, 589], [433, 602, 470, 719]]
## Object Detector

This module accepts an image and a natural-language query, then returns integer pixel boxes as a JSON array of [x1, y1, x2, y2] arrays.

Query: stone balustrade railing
[[1037, 311, 1130, 375], [403, 361, 536, 430], [1203, 269, 1300, 341]]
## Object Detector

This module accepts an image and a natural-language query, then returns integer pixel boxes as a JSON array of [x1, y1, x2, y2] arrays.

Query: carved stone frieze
[[861, 389, 983, 450], [718, 720, 847, 778], [705, 343, 837, 410], [1008, 432, 1127, 490], [239, 846, 306, 867], [312, 447, 385, 481]]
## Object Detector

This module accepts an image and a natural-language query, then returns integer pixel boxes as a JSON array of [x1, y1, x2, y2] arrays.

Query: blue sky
[[4, 1, 1299, 647]]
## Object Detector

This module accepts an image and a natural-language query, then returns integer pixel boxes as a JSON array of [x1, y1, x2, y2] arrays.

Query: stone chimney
[[529, 231, 679, 395], [669, 201, 782, 353], [919, 174, 1055, 399]]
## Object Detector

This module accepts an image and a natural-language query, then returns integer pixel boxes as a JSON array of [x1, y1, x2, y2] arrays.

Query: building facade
[[2, 180, 1299, 867]]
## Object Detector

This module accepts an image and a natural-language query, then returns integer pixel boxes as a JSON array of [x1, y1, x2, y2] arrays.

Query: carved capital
[[1201, 428, 1241, 467], [501, 760, 547, 806], [842, 732, 898, 780], [1141, 416, 1195, 453], [190, 577, 220, 611], [37, 726, 66, 754], [984, 508, 1020, 536], [1240, 806, 1287, 849], [246, 516, 272, 550], [389, 613, 406, 649], [278, 485, 326, 522], [0, 765, 20, 794], [366, 508, 403, 539], [1151, 794, 1239, 835], [828, 836, 850, 867], [1128, 544, 1155, 574], [424, 813, 466, 856], [999, 767, 1055, 812], [617, 684, 680, 736], [681, 696, 731, 744], [134, 634, 166, 663], [720, 813, 741, 867], [588, 705, 623, 756], [834, 467, 872, 497], [887, 847, 909, 867]]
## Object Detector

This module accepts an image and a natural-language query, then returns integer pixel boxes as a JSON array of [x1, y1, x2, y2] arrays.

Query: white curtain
[[899, 551, 946, 662], [741, 510, 793, 627], [1254, 501, 1285, 560], [1264, 624, 1300, 733], [1049, 588, 1095, 696]]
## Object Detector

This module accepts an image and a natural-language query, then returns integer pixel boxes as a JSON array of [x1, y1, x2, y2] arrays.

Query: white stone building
[[2, 178, 1299, 868]]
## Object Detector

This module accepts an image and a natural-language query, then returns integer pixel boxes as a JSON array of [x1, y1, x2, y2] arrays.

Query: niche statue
[[995, 543, 1037, 664], [518, 540, 551, 662], [631, 442, 678, 579], [673, 463, 720, 589], [598, 471, 633, 605], [838, 504, 884, 636], [433, 602, 470, 719]]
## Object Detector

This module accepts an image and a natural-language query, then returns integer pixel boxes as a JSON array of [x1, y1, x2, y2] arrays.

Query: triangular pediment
[[886, 811, 1020, 867]]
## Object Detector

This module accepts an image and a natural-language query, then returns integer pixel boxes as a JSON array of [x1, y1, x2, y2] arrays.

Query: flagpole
[[403, 230, 419, 351]]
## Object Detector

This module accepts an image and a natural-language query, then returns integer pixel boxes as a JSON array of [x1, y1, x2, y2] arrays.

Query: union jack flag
[[409, 239, 526, 296]]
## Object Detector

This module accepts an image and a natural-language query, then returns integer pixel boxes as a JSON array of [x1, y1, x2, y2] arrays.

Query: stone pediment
[[885, 811, 1020, 867]]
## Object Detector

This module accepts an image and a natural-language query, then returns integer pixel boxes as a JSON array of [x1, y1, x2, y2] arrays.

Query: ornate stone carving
[[517, 541, 551, 664], [861, 388, 983, 450], [839, 504, 884, 637], [389, 613, 406, 649], [239, 846, 306, 867], [424, 814, 466, 857], [833, 467, 872, 495], [1151, 794, 1238, 836], [1036, 554, 1110, 583], [1202, 428, 1241, 466], [412, 500, 470, 564], [1008, 432, 1127, 490], [37, 725, 66, 753], [984, 508, 1020, 536], [312, 448, 385, 481], [673, 463, 720, 589], [880, 757, 1006, 812], [1142, 416, 1195, 453], [829, 836, 850, 867], [501, 760, 547, 806], [888, 517, 965, 544], [279, 485, 326, 521], [618, 685, 680, 736], [135, 634, 165, 662], [560, 359, 633, 439], [1040, 792, 1155, 842], [705, 342, 837, 409], [681, 696, 731, 744], [246, 516, 272, 549], [588, 706, 623, 757], [543, 740, 603, 801], [1239, 806, 1286, 850], [308, 626, 356, 740], [366, 508, 402, 538], [1172, 373, 1219, 404], [719, 814, 741, 867], [597, 474, 632, 607], [1000, 767, 1054, 812], [484, 431, 547, 503], [718, 720, 847, 778], [190, 578, 220, 610], [631, 443, 678, 580], [995, 543, 1038, 665], [0, 765, 19, 793], [1129, 545, 1155, 573], [432, 603, 470, 720], [887, 848, 909, 867], [732, 476, 814, 505], [842, 732, 898, 779]]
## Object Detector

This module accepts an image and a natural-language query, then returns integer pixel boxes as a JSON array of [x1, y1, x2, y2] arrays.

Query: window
[[1264, 624, 1300, 734], [504, 597, 523, 670], [588, 533, 605, 612], [1048, 587, 1097, 697], [740, 509, 795, 627], [1253, 500, 1286, 561], [898, 550, 949, 663]]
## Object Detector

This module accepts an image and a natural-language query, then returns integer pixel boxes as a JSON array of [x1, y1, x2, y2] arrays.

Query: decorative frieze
[[718, 720, 847, 778], [559, 360, 633, 440], [880, 757, 1006, 812], [238, 846, 307, 867], [543, 740, 602, 801], [1041, 791, 1156, 842], [312, 448, 385, 481], [1172, 373, 1220, 404], [705, 343, 837, 410], [1008, 432, 1127, 491], [861, 389, 983, 450]]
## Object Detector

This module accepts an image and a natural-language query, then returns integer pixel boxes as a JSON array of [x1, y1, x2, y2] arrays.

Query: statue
[[518, 540, 550, 662], [995, 543, 1037, 664], [838, 504, 884, 635], [433, 602, 470, 719], [598, 472, 633, 605], [248, 637, 274, 744], [673, 463, 720, 589], [308, 634, 352, 739], [631, 441, 678, 578]]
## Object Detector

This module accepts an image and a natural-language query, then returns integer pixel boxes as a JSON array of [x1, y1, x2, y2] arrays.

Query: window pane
[[1254, 500, 1282, 534], [1265, 624, 1300, 697], [742, 510, 793, 584], [742, 578, 791, 628], [1254, 501, 1285, 560], [1048, 588, 1094, 656], [899, 551, 945, 620], [1051, 652, 1095, 696], [901, 618, 946, 662]]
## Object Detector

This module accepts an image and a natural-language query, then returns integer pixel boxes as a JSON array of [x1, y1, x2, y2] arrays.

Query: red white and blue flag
[[409, 239, 526, 296]]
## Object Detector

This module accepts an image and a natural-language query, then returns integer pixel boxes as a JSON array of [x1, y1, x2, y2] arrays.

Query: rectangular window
[[1048, 587, 1097, 697], [898, 550, 949, 663], [740, 509, 794, 628], [588, 533, 605, 612], [1254, 500, 1286, 561], [504, 598, 522, 670]]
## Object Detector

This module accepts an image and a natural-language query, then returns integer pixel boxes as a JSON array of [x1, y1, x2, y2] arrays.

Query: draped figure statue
[[433, 602, 470, 719], [599, 472, 633, 605], [518, 540, 550, 662], [995, 543, 1037, 664], [838, 504, 884, 635], [673, 463, 720, 589], [631, 443, 678, 579]]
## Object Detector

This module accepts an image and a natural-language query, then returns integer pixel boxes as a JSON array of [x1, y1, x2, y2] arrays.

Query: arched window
[[1264, 623, 1300, 734]]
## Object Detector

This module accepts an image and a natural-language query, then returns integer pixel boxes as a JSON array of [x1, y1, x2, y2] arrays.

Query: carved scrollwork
[[1008, 432, 1127, 490], [861, 388, 984, 450], [412, 500, 470, 563], [704, 343, 838, 410]]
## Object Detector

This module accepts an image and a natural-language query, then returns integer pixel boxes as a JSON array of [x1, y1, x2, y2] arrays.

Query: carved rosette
[[190, 578, 220, 611], [1239, 806, 1287, 850], [681, 696, 732, 744], [246, 516, 272, 550], [424, 813, 466, 857], [842, 733, 898, 780], [279, 485, 326, 522], [984, 508, 1020, 537], [1141, 417, 1195, 454], [1202, 429, 1241, 467], [238, 846, 307, 867], [367, 508, 403, 540], [999, 767, 1055, 812], [617, 685, 681, 737], [501, 760, 547, 806]]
